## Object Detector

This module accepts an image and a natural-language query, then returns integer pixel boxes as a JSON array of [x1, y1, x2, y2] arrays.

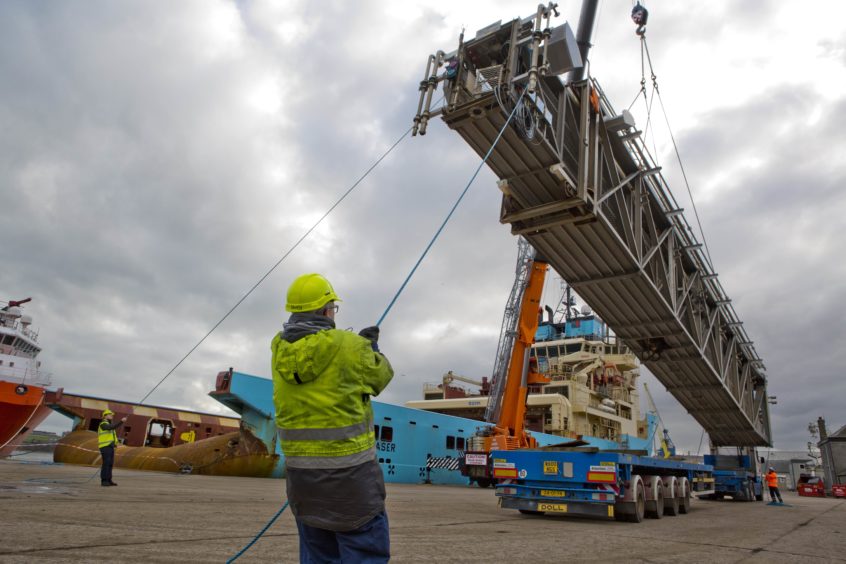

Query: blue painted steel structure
[[210, 370, 655, 485], [493, 449, 713, 520], [535, 315, 606, 342], [704, 452, 763, 501]]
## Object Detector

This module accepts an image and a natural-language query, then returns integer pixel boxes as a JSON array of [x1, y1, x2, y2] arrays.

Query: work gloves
[[358, 326, 380, 352]]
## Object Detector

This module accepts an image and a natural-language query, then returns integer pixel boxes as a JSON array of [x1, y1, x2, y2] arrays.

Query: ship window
[[146, 419, 175, 447], [378, 458, 384, 463], [409, 421, 416, 425], [446, 436, 455, 449], [9, 362, 13, 367], [432, 424, 439, 429], [374, 425, 379, 438], [2, 335, 13, 345], [457, 437, 465, 450], [380, 426, 393, 442]]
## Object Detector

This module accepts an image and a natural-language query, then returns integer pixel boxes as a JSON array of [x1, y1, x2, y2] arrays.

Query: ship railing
[[0, 365, 52, 386], [0, 318, 40, 341], [596, 385, 612, 399]]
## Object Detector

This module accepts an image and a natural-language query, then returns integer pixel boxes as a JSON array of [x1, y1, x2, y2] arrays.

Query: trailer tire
[[678, 477, 691, 514], [663, 476, 680, 516], [628, 481, 646, 523], [475, 478, 493, 489], [648, 483, 664, 519], [615, 474, 646, 523], [643, 475, 664, 519]]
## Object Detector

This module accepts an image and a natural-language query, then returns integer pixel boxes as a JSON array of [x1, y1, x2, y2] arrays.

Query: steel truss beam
[[440, 77, 771, 447]]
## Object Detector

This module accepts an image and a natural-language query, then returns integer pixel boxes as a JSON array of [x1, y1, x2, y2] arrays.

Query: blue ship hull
[[211, 371, 653, 486]]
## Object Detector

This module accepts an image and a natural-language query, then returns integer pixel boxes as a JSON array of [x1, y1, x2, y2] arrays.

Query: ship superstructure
[[0, 299, 57, 457], [407, 307, 653, 451], [0, 298, 48, 387]]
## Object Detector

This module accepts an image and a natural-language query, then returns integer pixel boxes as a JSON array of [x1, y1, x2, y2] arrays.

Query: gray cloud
[[2, 0, 843, 453]]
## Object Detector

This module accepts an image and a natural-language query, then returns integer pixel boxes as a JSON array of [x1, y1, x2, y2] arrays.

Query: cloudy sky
[[3, 1, 844, 454]]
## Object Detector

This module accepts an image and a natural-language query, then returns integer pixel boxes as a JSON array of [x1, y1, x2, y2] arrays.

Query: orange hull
[[0, 381, 53, 457]]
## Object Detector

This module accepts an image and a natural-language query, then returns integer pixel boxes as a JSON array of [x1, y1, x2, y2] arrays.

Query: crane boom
[[461, 245, 551, 485], [485, 236, 535, 424], [494, 255, 549, 441]]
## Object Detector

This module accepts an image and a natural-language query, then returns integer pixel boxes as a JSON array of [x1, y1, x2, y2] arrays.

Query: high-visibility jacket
[[271, 328, 393, 469], [98, 421, 118, 449], [766, 471, 779, 488]]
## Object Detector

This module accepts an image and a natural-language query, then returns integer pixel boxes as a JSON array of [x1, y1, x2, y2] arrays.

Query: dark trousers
[[296, 511, 389, 564], [769, 485, 783, 502], [100, 445, 115, 484]]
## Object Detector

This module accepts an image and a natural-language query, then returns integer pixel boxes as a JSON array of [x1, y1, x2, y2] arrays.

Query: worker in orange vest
[[766, 466, 783, 503]]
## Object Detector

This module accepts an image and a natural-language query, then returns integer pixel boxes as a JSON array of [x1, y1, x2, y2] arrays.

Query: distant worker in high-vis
[[272, 273, 394, 563], [766, 466, 783, 503], [98, 409, 126, 486]]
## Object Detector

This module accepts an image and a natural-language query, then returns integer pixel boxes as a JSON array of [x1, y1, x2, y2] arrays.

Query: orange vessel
[[0, 299, 58, 457]]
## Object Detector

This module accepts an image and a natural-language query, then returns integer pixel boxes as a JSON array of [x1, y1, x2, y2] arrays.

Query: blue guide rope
[[226, 89, 527, 561]]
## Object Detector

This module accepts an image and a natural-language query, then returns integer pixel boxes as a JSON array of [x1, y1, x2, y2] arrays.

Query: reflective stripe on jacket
[[98, 421, 118, 449], [271, 328, 393, 468], [766, 471, 778, 488]]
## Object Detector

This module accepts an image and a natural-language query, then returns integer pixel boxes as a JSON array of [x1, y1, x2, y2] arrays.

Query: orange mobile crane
[[461, 238, 551, 487]]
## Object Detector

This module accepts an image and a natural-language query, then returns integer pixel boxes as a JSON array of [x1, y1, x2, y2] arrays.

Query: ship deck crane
[[441, 370, 490, 397], [642, 382, 676, 458], [412, 0, 771, 448]]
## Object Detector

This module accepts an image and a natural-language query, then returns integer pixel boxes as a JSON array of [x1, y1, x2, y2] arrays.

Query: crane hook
[[631, 2, 649, 36]]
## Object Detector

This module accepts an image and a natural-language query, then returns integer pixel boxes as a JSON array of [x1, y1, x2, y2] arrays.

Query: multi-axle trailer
[[493, 448, 714, 522]]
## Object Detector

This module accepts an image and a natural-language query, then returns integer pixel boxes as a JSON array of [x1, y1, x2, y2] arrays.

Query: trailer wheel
[[475, 478, 493, 489], [647, 483, 664, 519], [663, 476, 680, 516], [628, 481, 645, 523], [678, 477, 691, 514]]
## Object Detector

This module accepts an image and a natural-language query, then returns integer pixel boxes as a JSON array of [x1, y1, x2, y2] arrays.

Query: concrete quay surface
[[1, 459, 844, 563]]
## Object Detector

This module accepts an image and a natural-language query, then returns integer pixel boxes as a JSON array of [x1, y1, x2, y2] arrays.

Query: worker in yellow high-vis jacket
[[272, 273, 393, 563], [98, 409, 126, 486]]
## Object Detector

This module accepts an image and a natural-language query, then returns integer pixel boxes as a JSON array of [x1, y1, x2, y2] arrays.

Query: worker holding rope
[[272, 273, 394, 563], [98, 409, 126, 486]]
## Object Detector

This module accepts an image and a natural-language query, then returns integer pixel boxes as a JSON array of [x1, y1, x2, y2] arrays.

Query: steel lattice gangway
[[413, 5, 771, 447]]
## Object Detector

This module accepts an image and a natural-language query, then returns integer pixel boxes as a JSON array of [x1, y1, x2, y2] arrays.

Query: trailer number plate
[[543, 461, 558, 475], [538, 503, 567, 513], [540, 489, 566, 497]]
